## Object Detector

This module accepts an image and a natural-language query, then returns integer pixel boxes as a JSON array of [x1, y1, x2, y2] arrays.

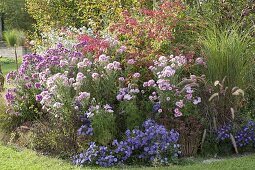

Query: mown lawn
[[1, 143, 255, 170], [0, 144, 83, 170], [0, 57, 20, 76]]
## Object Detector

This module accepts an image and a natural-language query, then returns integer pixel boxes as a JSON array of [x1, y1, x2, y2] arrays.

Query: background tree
[[25, 0, 163, 32], [0, 0, 35, 31]]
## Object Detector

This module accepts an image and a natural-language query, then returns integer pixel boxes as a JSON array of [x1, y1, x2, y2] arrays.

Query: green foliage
[[25, 0, 141, 32], [3, 30, 26, 47], [186, 0, 255, 28], [0, 0, 34, 31], [0, 94, 7, 130], [91, 110, 116, 145], [119, 100, 146, 130]]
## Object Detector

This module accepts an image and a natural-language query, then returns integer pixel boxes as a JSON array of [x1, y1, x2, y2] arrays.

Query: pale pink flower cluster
[[116, 85, 139, 101], [98, 54, 109, 62], [77, 58, 92, 68], [156, 79, 172, 91], [60, 59, 69, 67], [103, 104, 114, 113], [91, 73, 100, 79], [159, 66, 176, 78], [76, 92, 91, 101], [39, 90, 52, 108], [144, 54, 201, 118], [127, 59, 136, 65], [105, 61, 121, 71], [132, 72, 141, 78], [53, 102, 64, 109], [149, 92, 158, 101], [46, 73, 70, 92], [175, 100, 184, 108], [117, 45, 127, 54], [174, 108, 182, 117], [143, 79, 156, 87]]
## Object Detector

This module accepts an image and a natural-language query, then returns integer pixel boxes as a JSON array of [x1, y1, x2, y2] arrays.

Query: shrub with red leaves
[[109, 0, 187, 62]]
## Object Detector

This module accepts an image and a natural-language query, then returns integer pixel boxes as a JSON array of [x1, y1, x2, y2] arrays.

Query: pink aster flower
[[98, 54, 109, 62], [92, 73, 100, 79], [193, 97, 201, 105], [127, 59, 136, 65], [118, 77, 125, 81], [185, 93, 193, 100], [77, 92, 90, 101], [76, 72, 85, 82], [175, 100, 184, 108], [133, 72, 141, 78], [118, 45, 127, 54], [195, 57, 205, 65], [174, 108, 183, 117], [143, 82, 148, 87], [147, 79, 155, 87], [186, 86, 193, 94]]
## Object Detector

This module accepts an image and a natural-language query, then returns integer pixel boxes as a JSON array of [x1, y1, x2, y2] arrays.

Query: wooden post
[[15, 44, 18, 71]]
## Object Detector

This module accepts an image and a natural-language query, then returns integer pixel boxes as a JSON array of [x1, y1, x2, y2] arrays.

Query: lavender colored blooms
[[35, 94, 43, 102], [76, 92, 90, 101], [6, 71, 17, 82], [77, 112, 94, 136], [217, 121, 255, 148], [5, 91, 15, 103], [74, 119, 180, 167], [117, 45, 127, 54], [235, 121, 255, 147], [133, 72, 141, 78], [152, 102, 161, 112], [34, 82, 42, 89], [217, 124, 232, 141]]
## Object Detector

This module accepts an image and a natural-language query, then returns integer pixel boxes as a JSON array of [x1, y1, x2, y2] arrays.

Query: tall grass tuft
[[3, 30, 25, 47], [200, 25, 254, 89], [3, 30, 25, 71]]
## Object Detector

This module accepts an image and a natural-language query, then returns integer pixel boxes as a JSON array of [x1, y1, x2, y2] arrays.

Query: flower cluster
[[77, 112, 93, 136], [33, 26, 91, 53], [217, 121, 255, 148], [235, 121, 255, 147], [144, 55, 201, 117], [74, 119, 180, 167], [116, 86, 139, 101], [217, 124, 232, 141]]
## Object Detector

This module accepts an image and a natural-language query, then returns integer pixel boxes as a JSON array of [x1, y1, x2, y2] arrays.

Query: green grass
[[1, 143, 255, 170], [0, 144, 84, 170], [0, 57, 20, 76], [200, 24, 254, 88]]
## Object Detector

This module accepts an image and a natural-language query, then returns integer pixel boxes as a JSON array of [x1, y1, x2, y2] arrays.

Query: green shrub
[[91, 110, 116, 145]]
